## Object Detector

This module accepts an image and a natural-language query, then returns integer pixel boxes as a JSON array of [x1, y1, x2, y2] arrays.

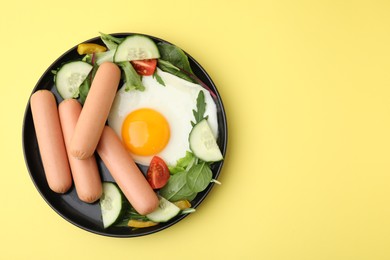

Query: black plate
[[22, 33, 227, 237]]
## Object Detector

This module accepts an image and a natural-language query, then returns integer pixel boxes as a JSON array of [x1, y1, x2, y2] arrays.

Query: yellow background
[[1, 0, 390, 259]]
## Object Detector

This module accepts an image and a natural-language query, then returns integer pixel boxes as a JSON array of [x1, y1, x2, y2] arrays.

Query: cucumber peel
[[99, 182, 126, 228]]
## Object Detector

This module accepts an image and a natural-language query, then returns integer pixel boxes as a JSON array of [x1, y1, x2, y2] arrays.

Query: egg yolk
[[121, 108, 170, 156]]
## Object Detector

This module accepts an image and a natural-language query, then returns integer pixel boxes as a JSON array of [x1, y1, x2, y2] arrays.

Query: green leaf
[[159, 171, 196, 202], [113, 206, 149, 227], [186, 162, 212, 193], [78, 65, 98, 104], [117, 61, 145, 91], [153, 70, 165, 86], [168, 165, 185, 175], [184, 192, 197, 202], [177, 151, 196, 166], [168, 151, 196, 174], [81, 54, 93, 64], [157, 59, 194, 82], [99, 32, 123, 50], [78, 77, 90, 104], [191, 91, 207, 125], [157, 42, 193, 74]]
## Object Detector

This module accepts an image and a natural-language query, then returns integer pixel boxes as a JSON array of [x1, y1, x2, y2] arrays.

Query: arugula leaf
[[159, 171, 196, 202], [191, 90, 208, 126], [168, 151, 195, 174], [117, 61, 145, 91], [157, 42, 194, 74], [157, 59, 194, 82], [186, 162, 212, 193], [99, 32, 123, 50], [153, 70, 165, 86]]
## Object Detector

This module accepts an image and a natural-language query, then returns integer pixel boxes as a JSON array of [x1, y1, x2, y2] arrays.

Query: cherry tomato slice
[[147, 156, 170, 189], [130, 59, 157, 76]]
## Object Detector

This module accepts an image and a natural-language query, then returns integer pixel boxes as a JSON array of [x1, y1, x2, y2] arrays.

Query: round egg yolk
[[121, 108, 170, 156]]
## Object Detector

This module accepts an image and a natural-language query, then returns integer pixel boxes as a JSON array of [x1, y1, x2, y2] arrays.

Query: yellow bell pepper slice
[[173, 200, 191, 210], [128, 219, 158, 228], [77, 43, 107, 55]]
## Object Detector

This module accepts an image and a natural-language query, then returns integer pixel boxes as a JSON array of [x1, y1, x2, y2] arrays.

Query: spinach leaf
[[159, 171, 196, 202], [191, 90, 208, 126], [186, 162, 212, 193], [157, 42, 193, 74], [157, 59, 194, 83], [117, 61, 145, 91], [184, 192, 197, 202]]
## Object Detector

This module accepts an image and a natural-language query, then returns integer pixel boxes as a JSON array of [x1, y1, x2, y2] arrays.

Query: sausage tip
[[136, 199, 160, 215], [78, 191, 102, 204], [50, 183, 72, 194]]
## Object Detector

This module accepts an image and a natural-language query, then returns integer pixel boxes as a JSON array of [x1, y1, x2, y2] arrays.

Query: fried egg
[[107, 68, 218, 166]]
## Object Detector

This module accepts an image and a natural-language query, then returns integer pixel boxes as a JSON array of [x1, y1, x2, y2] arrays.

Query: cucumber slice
[[114, 35, 160, 62], [55, 61, 93, 99], [99, 182, 126, 228], [146, 196, 180, 223], [189, 119, 223, 162]]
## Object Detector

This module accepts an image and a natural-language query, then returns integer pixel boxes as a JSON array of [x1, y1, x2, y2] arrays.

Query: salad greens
[[117, 61, 145, 91], [191, 90, 208, 126], [157, 42, 194, 82], [160, 160, 213, 202], [78, 76, 90, 104], [153, 70, 166, 86], [157, 42, 193, 74], [168, 151, 195, 174], [114, 206, 150, 227], [186, 162, 213, 193], [160, 171, 197, 201], [79, 65, 98, 104], [99, 32, 123, 50], [157, 59, 194, 83]]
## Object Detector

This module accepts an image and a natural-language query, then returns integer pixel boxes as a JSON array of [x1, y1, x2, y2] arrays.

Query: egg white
[[107, 68, 218, 166]]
